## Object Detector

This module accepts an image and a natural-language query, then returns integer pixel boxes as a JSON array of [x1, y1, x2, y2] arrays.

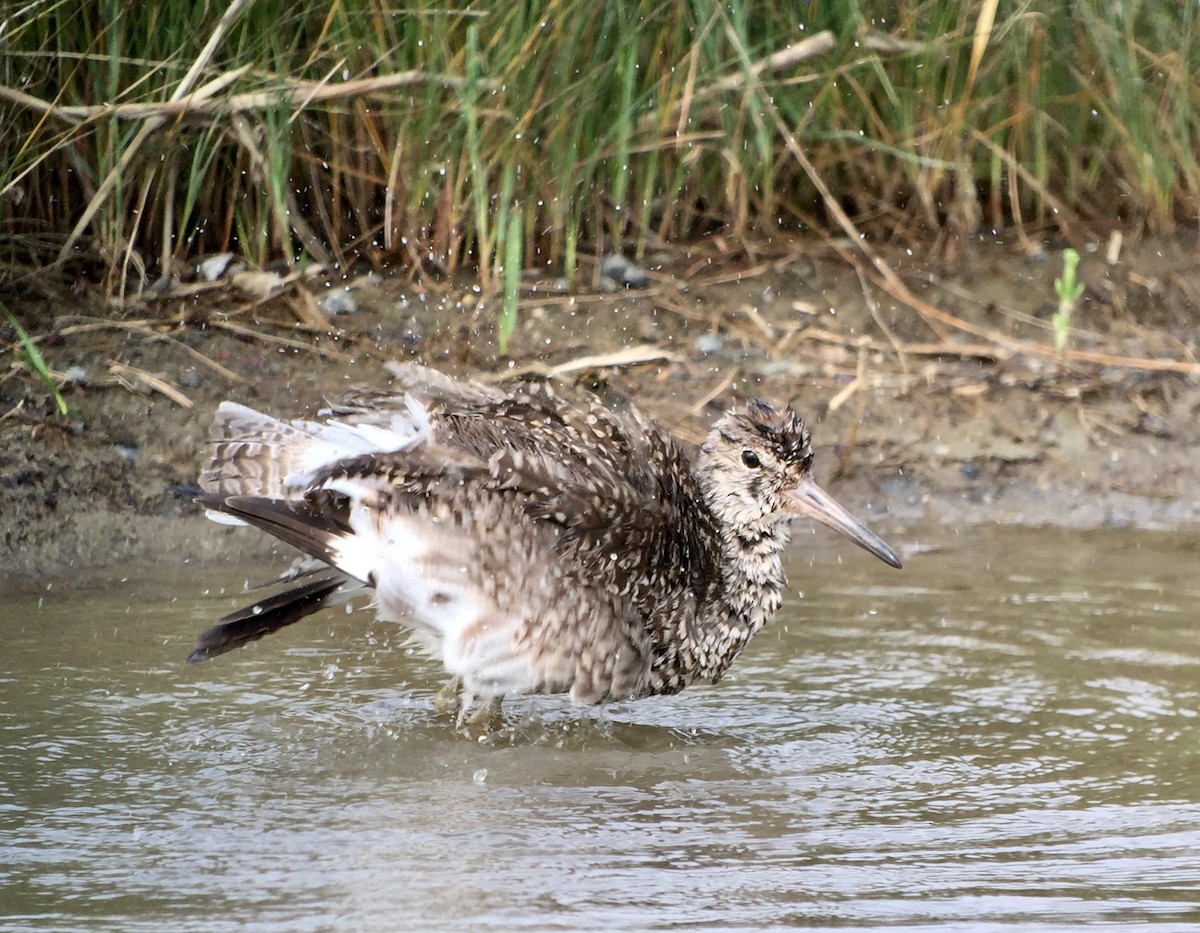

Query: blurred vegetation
[[1, 0, 1198, 298]]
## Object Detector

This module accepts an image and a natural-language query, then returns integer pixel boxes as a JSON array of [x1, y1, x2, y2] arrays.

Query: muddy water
[[2, 525, 1199, 931]]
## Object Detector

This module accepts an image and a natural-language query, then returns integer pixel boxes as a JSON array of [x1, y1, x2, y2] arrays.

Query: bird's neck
[[718, 517, 791, 628], [714, 515, 791, 647], [678, 514, 792, 688]]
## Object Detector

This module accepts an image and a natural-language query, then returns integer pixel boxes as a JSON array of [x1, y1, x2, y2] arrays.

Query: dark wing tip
[[186, 575, 347, 663], [187, 641, 227, 664]]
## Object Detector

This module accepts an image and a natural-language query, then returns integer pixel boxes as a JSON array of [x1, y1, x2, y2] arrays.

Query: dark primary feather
[[188, 573, 348, 662]]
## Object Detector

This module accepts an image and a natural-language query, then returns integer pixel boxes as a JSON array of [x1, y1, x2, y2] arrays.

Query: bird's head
[[698, 399, 901, 568]]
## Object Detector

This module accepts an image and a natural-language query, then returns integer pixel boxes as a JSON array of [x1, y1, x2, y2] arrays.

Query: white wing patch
[[288, 397, 431, 488], [327, 500, 544, 697]]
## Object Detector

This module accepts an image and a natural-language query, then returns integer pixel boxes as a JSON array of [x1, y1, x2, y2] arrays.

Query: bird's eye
[[741, 449, 761, 469]]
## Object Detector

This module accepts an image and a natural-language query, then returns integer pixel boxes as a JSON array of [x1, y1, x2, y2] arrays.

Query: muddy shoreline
[[4, 234, 1199, 577]]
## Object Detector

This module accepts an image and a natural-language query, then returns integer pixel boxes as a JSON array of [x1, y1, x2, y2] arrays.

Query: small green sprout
[[1052, 248, 1085, 356], [2, 302, 68, 417]]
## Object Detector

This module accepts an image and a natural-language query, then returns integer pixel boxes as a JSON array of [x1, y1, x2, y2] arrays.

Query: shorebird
[[191, 364, 901, 723]]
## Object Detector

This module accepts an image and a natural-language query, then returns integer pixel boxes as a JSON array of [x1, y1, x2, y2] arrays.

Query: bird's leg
[[454, 691, 505, 736], [434, 676, 464, 715], [435, 677, 504, 734], [467, 696, 504, 728]]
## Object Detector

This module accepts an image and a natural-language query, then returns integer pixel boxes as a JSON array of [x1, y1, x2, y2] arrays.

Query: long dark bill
[[783, 474, 902, 569]]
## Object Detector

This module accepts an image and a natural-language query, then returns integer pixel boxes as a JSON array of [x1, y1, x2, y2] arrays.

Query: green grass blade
[[2, 303, 68, 417]]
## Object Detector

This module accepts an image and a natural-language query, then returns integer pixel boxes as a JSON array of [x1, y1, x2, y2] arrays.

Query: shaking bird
[[191, 364, 901, 722]]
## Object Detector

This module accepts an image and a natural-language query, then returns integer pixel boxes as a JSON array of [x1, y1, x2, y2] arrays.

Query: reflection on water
[[2, 525, 1199, 930]]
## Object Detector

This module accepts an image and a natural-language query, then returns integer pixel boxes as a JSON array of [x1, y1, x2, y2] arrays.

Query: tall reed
[[1, 0, 1197, 303]]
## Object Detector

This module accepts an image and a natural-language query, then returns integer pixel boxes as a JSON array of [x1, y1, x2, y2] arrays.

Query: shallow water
[[2, 524, 1199, 931]]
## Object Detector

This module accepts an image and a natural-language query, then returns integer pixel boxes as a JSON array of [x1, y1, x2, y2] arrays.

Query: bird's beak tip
[[783, 475, 902, 570]]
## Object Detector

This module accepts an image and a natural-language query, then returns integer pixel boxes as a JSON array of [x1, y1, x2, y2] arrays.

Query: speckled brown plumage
[[191, 363, 901, 719]]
